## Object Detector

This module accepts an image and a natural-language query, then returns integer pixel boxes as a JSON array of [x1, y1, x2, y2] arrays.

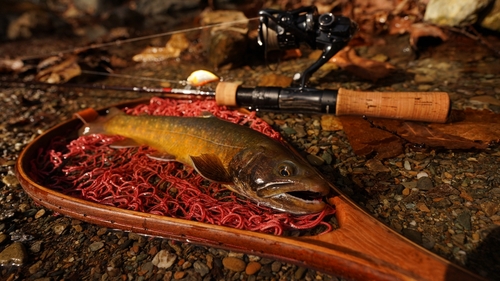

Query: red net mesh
[[32, 97, 335, 235]]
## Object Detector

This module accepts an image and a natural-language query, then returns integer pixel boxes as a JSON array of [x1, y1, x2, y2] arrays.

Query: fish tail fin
[[76, 107, 124, 136]]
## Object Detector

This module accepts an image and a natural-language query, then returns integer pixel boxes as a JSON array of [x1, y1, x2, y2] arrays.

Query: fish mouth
[[268, 190, 328, 214], [257, 182, 330, 206]]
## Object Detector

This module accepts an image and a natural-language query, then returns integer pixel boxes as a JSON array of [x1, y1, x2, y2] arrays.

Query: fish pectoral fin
[[147, 151, 176, 162], [110, 138, 141, 149], [190, 154, 232, 183]]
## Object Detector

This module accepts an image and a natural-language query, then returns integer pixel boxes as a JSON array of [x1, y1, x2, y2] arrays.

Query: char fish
[[79, 108, 331, 214]]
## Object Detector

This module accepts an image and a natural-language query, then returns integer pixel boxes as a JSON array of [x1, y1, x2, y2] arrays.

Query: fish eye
[[278, 162, 296, 177]]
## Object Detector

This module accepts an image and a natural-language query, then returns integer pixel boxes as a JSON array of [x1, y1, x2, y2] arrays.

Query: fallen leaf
[[330, 47, 396, 81], [388, 16, 413, 35], [470, 95, 500, 106], [339, 109, 500, 159], [365, 158, 390, 173], [110, 55, 128, 68], [132, 33, 190, 62], [281, 49, 302, 60], [339, 116, 404, 159], [35, 55, 81, 83], [320, 115, 343, 131], [354, 0, 395, 14], [0, 58, 24, 72], [257, 74, 292, 87], [409, 23, 448, 49]]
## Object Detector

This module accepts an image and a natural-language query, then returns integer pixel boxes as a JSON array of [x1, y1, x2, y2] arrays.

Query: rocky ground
[[1, 1, 500, 280]]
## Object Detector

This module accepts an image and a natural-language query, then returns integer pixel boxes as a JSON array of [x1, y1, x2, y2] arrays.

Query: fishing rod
[[2, 74, 451, 123], [2, 5, 452, 123]]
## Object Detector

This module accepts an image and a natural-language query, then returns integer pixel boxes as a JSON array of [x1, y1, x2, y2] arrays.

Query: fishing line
[[17, 17, 259, 61], [80, 70, 189, 85]]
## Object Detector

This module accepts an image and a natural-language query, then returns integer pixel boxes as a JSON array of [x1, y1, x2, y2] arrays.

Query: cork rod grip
[[336, 88, 450, 123], [215, 82, 240, 106]]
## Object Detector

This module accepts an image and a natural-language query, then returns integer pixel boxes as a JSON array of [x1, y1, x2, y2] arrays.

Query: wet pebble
[[294, 266, 307, 279], [417, 177, 433, 191], [2, 174, 19, 187], [52, 223, 67, 235], [30, 240, 42, 253], [271, 260, 282, 272], [307, 154, 325, 166], [173, 271, 185, 279], [0, 242, 27, 265], [222, 256, 246, 272], [245, 261, 261, 275], [404, 160, 411, 170], [34, 209, 45, 219], [152, 250, 176, 269], [89, 241, 104, 252], [456, 210, 472, 230], [480, 201, 499, 217], [193, 260, 210, 277], [0, 209, 15, 221]]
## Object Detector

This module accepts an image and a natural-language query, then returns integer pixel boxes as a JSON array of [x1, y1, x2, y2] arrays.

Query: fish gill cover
[[30, 97, 335, 235]]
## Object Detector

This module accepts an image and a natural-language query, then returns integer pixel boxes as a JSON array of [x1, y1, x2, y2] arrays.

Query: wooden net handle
[[336, 88, 450, 123]]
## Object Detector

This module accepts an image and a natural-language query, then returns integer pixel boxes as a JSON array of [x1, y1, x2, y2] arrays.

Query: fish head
[[228, 145, 331, 214]]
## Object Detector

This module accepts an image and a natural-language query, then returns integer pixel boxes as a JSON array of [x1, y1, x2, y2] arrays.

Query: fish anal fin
[[147, 151, 176, 162], [110, 138, 141, 149], [190, 154, 232, 183]]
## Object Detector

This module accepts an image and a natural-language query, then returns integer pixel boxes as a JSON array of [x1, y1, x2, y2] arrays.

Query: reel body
[[258, 6, 358, 88]]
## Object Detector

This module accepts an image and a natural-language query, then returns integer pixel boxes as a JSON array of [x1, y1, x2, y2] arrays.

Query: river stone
[[424, 0, 493, 26], [152, 250, 177, 269], [222, 257, 246, 272], [417, 177, 434, 191], [271, 261, 282, 272], [456, 210, 472, 230], [193, 260, 210, 277], [89, 241, 104, 252], [0, 242, 28, 265], [245, 261, 261, 275]]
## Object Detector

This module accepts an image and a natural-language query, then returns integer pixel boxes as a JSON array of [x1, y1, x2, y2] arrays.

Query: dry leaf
[[330, 47, 396, 81], [258, 74, 293, 87], [388, 16, 413, 35], [409, 23, 448, 49], [339, 109, 500, 159], [35, 55, 81, 83], [339, 116, 404, 159], [354, 0, 395, 14], [0, 58, 24, 72], [321, 115, 343, 131], [132, 33, 190, 62]]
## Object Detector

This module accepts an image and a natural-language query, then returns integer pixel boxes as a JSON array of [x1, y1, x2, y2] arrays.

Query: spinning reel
[[258, 6, 358, 89]]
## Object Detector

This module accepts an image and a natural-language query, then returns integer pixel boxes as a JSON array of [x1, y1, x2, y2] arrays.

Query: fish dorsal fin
[[109, 138, 141, 149], [190, 154, 232, 183]]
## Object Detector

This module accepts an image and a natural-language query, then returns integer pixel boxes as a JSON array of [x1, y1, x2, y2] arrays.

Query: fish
[[79, 108, 331, 214]]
